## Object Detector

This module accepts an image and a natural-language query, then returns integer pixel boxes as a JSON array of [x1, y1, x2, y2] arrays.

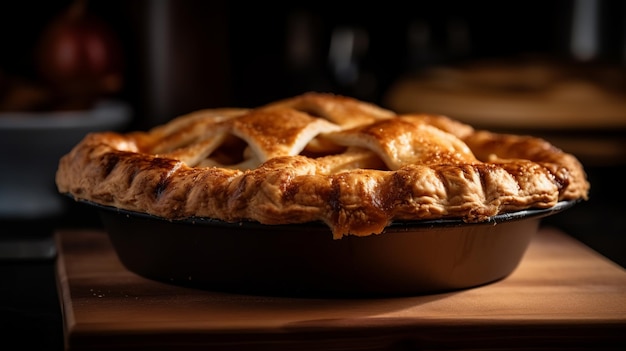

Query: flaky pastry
[[56, 92, 589, 238]]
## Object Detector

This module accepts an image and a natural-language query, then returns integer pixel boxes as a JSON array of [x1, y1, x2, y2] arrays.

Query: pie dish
[[91, 198, 576, 296], [56, 92, 589, 239], [384, 57, 626, 130]]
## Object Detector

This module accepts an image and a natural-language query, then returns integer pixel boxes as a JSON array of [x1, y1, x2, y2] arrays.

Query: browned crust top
[[56, 92, 589, 238]]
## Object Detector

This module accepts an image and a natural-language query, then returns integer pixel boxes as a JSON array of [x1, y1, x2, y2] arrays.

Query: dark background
[[2, 0, 625, 126]]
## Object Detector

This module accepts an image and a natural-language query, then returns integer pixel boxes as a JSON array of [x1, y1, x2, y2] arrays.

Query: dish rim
[[0, 99, 131, 130], [66, 194, 579, 231]]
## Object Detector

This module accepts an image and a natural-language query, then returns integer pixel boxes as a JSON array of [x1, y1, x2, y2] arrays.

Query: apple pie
[[56, 92, 589, 239]]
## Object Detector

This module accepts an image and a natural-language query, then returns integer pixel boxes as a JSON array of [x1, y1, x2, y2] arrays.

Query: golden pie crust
[[56, 92, 589, 239]]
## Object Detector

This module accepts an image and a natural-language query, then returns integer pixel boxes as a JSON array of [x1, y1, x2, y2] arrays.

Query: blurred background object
[[35, 0, 124, 110], [0, 100, 130, 221], [1, 0, 124, 112], [0, 0, 131, 232]]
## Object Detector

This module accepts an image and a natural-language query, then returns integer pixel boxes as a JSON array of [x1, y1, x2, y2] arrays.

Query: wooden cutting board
[[55, 227, 626, 350]]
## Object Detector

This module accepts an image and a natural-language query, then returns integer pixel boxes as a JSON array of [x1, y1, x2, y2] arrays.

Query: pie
[[56, 92, 589, 239]]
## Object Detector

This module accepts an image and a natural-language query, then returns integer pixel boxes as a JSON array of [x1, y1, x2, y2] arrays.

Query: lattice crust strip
[[56, 92, 589, 238]]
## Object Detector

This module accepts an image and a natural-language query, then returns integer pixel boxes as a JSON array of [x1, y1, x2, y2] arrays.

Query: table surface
[[55, 227, 626, 351]]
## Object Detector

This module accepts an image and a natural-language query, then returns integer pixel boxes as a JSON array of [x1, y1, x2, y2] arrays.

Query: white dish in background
[[0, 99, 132, 220]]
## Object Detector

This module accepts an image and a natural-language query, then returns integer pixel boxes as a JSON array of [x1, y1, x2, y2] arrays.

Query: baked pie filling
[[56, 92, 589, 238]]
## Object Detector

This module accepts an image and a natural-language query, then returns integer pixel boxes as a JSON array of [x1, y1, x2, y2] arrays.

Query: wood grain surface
[[55, 227, 626, 350]]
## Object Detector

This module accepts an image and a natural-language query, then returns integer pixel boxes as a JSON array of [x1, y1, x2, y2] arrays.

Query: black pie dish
[[67, 194, 578, 297]]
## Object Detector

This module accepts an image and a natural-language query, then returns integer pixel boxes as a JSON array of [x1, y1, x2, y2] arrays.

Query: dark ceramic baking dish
[[73, 197, 577, 297]]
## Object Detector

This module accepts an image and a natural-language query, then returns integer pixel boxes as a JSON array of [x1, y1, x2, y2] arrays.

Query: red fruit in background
[[36, 0, 123, 109]]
